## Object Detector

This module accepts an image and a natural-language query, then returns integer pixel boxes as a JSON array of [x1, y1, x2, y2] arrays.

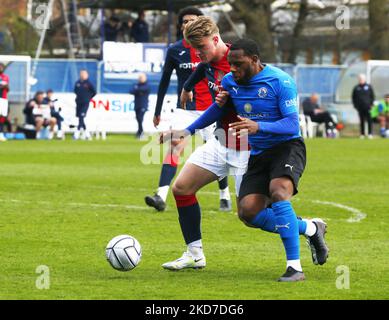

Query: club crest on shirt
[[258, 87, 268, 98], [244, 103, 252, 113]]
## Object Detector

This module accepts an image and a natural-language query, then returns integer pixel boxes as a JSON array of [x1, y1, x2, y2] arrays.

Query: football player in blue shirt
[[176, 38, 329, 281]]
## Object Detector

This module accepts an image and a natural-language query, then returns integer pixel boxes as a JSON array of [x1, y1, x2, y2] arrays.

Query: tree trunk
[[231, 0, 276, 62], [287, 0, 309, 64], [369, 0, 389, 59]]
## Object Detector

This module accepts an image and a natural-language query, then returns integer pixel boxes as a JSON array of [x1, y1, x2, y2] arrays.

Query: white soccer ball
[[106, 235, 142, 271]]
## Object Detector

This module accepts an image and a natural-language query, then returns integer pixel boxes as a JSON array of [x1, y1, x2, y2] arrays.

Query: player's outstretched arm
[[229, 113, 300, 137], [186, 102, 225, 134], [155, 49, 175, 124], [160, 101, 225, 143], [159, 129, 189, 144]]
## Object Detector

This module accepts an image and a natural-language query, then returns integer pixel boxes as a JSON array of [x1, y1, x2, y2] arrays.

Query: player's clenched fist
[[229, 115, 259, 138], [215, 90, 229, 107]]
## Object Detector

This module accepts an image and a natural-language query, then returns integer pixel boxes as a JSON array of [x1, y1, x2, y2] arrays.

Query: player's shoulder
[[265, 65, 296, 89], [167, 39, 185, 52], [221, 72, 234, 89], [266, 65, 293, 79]]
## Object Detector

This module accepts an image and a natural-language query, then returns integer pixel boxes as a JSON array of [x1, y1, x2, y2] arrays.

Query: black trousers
[[135, 108, 146, 137], [76, 104, 89, 131], [357, 109, 372, 135], [310, 111, 336, 131]]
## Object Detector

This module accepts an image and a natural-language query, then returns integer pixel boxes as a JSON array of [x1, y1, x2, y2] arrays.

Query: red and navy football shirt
[[183, 45, 246, 150], [155, 39, 212, 116]]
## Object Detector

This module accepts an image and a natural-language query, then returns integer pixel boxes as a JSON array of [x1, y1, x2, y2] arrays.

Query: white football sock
[[188, 240, 204, 259], [157, 186, 169, 202], [287, 259, 302, 272], [219, 187, 231, 200], [303, 219, 317, 237]]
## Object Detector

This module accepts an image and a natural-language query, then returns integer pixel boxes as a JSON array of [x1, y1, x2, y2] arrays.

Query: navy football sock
[[158, 154, 179, 188], [218, 176, 228, 190], [158, 164, 177, 188], [174, 194, 201, 245], [272, 201, 300, 261]]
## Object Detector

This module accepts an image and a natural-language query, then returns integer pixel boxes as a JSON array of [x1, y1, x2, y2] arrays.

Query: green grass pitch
[[0, 135, 388, 299]]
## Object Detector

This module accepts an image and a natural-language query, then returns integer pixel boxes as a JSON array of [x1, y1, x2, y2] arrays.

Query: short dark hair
[[177, 6, 203, 28], [47, 89, 53, 94], [230, 38, 260, 57]]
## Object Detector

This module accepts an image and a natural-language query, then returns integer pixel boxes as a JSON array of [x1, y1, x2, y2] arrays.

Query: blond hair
[[183, 16, 219, 46]]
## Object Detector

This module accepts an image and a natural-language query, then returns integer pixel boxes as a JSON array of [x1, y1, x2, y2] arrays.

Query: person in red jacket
[[0, 62, 10, 141]]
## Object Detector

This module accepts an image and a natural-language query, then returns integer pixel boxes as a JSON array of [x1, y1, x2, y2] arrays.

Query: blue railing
[[4, 58, 345, 107]]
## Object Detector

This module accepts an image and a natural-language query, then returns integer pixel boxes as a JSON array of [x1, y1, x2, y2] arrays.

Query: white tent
[[336, 60, 389, 103]]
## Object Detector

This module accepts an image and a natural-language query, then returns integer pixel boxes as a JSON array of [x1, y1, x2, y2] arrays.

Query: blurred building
[[273, 0, 371, 64]]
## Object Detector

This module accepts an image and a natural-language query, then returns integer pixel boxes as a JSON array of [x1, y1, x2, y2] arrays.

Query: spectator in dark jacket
[[130, 10, 149, 43], [352, 74, 375, 138], [74, 70, 96, 140], [130, 73, 150, 139], [302, 93, 339, 137], [104, 16, 121, 42], [24, 91, 57, 139]]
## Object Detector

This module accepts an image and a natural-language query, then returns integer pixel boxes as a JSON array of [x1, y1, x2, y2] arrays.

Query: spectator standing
[[352, 74, 375, 139], [130, 73, 149, 139], [130, 10, 149, 42], [104, 16, 121, 42], [74, 70, 96, 140]]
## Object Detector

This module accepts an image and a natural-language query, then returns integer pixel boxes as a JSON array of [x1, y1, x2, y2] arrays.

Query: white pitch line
[[0, 199, 150, 211], [0, 198, 236, 216], [1, 181, 224, 196], [0, 188, 367, 222], [310, 200, 367, 223]]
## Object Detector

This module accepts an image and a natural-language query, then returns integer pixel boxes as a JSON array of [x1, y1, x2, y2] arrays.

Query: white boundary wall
[[53, 93, 178, 133]]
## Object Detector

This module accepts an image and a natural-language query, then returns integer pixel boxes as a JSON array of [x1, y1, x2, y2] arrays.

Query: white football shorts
[[169, 108, 215, 142], [187, 136, 250, 195]]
